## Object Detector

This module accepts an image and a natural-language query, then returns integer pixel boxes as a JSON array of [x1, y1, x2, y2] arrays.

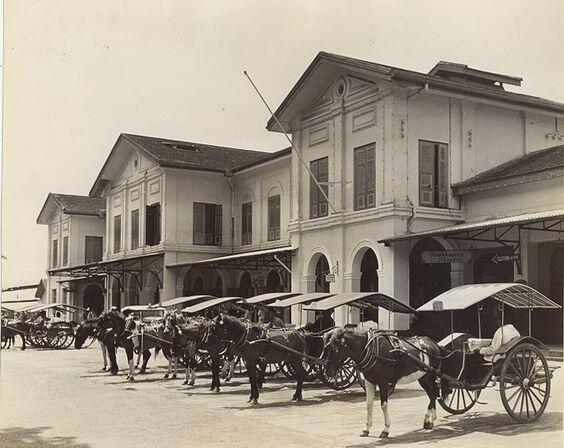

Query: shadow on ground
[[0, 426, 90, 448], [346, 411, 563, 447]]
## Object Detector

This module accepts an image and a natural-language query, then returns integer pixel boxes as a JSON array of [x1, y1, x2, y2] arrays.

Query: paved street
[[0, 345, 562, 448]]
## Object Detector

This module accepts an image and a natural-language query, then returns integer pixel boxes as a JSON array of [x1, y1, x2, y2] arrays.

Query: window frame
[[309, 156, 329, 219], [131, 209, 140, 249], [113, 215, 122, 253], [85, 236, 103, 264], [241, 201, 253, 245], [62, 235, 69, 266], [354, 143, 376, 211], [267, 195, 281, 241], [193, 202, 222, 246], [418, 140, 449, 209], [51, 239, 58, 268]]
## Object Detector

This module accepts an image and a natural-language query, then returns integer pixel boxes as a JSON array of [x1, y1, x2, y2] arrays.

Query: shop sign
[[492, 254, 519, 264], [324, 274, 336, 283], [422, 250, 471, 264]]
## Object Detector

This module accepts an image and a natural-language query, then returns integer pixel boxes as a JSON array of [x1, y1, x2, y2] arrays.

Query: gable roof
[[89, 133, 290, 196], [452, 145, 563, 195], [37, 193, 105, 224], [267, 51, 564, 131]]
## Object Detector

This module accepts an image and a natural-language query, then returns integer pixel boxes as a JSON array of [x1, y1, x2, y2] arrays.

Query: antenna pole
[[243, 71, 338, 214]]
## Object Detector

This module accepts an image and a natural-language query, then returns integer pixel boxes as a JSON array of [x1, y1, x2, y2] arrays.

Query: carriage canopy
[[267, 292, 334, 308], [21, 303, 89, 314], [161, 295, 216, 308], [182, 296, 242, 314], [417, 283, 562, 312], [303, 292, 417, 314], [239, 292, 301, 305]]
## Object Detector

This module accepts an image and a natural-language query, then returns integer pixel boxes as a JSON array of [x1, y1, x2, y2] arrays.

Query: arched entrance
[[213, 276, 223, 297], [182, 269, 205, 296], [111, 278, 121, 309], [315, 255, 330, 293], [126, 274, 140, 306], [192, 277, 204, 294], [239, 272, 253, 298], [360, 249, 379, 292], [266, 270, 283, 293], [84, 284, 104, 315], [409, 238, 452, 338]]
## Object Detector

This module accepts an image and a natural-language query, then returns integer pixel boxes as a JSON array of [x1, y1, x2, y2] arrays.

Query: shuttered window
[[354, 144, 376, 210], [145, 203, 161, 246], [113, 215, 122, 253], [131, 209, 139, 249], [267, 195, 281, 241], [193, 202, 222, 246], [419, 140, 449, 208], [62, 236, 69, 265], [52, 239, 58, 268], [85, 236, 103, 264], [310, 157, 329, 219], [241, 202, 252, 245]]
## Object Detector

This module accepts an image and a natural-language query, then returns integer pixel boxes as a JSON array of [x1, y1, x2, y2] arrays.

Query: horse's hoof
[[423, 421, 433, 430], [128, 377, 135, 382], [379, 431, 389, 439], [110, 371, 118, 376], [164, 374, 169, 379], [189, 380, 195, 386], [360, 430, 369, 437], [249, 399, 258, 405], [171, 374, 177, 379], [134, 364, 139, 368], [182, 380, 188, 385], [225, 377, 231, 382], [101, 366, 107, 371], [213, 388, 220, 393], [138, 370, 146, 375]]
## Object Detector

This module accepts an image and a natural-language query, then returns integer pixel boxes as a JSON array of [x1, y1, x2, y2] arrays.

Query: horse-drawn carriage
[[413, 283, 560, 423]]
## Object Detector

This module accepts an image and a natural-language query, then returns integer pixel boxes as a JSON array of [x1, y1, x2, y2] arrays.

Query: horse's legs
[[20, 332, 26, 351], [99, 341, 108, 370], [360, 380, 377, 437], [210, 355, 220, 392], [246, 360, 259, 404], [139, 350, 151, 374], [257, 359, 266, 390], [107, 343, 119, 375], [163, 348, 172, 378], [378, 383, 391, 438], [288, 358, 305, 401], [419, 374, 439, 429], [124, 343, 135, 380]]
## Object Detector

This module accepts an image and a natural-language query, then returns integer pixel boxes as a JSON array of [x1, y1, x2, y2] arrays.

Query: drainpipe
[[225, 170, 235, 254]]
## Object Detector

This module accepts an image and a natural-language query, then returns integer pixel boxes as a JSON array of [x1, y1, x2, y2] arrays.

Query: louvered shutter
[[437, 144, 449, 208], [274, 196, 281, 239], [93, 237, 103, 262], [268, 196, 275, 240], [366, 145, 376, 207], [310, 160, 319, 218], [193, 203, 205, 245], [354, 148, 366, 210], [214, 205, 222, 245], [85, 237, 93, 264], [419, 141, 435, 206], [318, 157, 329, 217]]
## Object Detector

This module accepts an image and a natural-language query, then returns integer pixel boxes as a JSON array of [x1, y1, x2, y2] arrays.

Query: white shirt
[[479, 324, 521, 362]]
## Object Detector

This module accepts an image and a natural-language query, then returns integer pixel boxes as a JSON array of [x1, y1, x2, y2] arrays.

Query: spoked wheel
[[320, 357, 357, 390], [83, 335, 97, 348], [438, 387, 481, 414], [195, 351, 212, 370], [280, 361, 319, 381], [500, 343, 551, 423], [356, 371, 396, 395], [264, 362, 282, 377]]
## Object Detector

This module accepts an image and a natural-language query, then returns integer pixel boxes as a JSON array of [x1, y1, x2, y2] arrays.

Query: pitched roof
[[122, 133, 285, 172], [37, 193, 105, 224], [452, 145, 563, 195], [268, 52, 564, 131]]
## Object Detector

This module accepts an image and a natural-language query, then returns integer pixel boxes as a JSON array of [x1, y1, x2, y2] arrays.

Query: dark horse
[[209, 314, 308, 404], [163, 313, 226, 391], [74, 318, 109, 371], [1, 319, 30, 350], [324, 328, 449, 438], [97, 310, 152, 380]]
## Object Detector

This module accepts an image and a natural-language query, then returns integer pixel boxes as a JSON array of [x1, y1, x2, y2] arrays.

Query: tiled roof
[[123, 134, 287, 173], [452, 145, 563, 194], [51, 194, 106, 216]]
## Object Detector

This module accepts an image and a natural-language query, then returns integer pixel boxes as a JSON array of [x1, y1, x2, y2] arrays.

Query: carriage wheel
[[195, 351, 212, 370], [320, 357, 357, 390], [438, 387, 481, 414], [83, 335, 97, 348], [356, 371, 396, 395], [500, 343, 551, 423], [264, 362, 282, 377], [279, 361, 318, 380]]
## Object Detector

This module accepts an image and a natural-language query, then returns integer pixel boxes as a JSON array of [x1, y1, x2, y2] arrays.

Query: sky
[[2, 0, 564, 288]]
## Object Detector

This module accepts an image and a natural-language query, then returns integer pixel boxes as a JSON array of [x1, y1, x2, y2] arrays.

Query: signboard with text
[[422, 250, 471, 264]]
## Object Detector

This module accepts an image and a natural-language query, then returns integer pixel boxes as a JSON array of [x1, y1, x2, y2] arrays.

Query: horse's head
[[74, 321, 92, 349], [163, 311, 179, 337], [322, 327, 349, 379]]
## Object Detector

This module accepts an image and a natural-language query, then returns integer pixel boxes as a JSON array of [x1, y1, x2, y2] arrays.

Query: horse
[[323, 327, 450, 438], [163, 313, 227, 391], [74, 319, 109, 371], [1, 319, 30, 350], [208, 314, 308, 404], [97, 310, 152, 381]]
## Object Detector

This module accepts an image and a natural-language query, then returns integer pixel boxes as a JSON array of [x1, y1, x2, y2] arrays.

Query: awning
[[417, 283, 562, 311], [182, 297, 242, 314], [22, 303, 89, 314], [240, 292, 300, 305], [161, 295, 216, 308], [166, 246, 294, 269], [1, 300, 40, 312], [304, 292, 417, 314], [379, 209, 564, 244], [121, 305, 166, 313], [267, 293, 334, 308]]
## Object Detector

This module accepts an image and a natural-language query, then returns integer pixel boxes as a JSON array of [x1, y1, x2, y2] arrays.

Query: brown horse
[[323, 328, 448, 438], [209, 314, 308, 404], [1, 319, 30, 350]]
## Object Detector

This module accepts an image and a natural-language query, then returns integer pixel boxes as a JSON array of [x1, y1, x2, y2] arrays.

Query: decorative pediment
[[347, 75, 376, 96], [115, 149, 157, 184]]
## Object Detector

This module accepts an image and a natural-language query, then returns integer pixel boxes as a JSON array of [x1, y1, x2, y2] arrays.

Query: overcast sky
[[2, 0, 564, 289]]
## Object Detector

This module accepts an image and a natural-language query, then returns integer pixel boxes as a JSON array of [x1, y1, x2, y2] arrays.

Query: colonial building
[[39, 52, 563, 342]]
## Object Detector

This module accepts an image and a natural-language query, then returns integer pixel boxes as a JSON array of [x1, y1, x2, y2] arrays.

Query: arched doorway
[[266, 270, 283, 293], [182, 269, 204, 296], [239, 272, 253, 298], [315, 255, 330, 293], [111, 278, 121, 309], [213, 276, 223, 297], [192, 277, 204, 294], [409, 238, 452, 338], [360, 249, 379, 292], [126, 274, 140, 306], [84, 284, 104, 315]]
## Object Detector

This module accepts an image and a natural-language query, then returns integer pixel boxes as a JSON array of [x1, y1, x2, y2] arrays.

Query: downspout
[[225, 170, 235, 254]]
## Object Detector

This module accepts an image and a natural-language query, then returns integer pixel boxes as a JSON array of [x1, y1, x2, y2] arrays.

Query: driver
[[476, 306, 520, 363]]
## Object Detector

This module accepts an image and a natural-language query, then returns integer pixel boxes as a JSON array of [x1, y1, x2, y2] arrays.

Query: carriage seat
[[437, 332, 472, 350], [467, 338, 493, 351]]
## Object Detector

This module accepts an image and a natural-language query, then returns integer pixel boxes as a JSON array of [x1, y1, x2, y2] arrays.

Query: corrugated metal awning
[[1, 300, 40, 312], [166, 246, 294, 268], [417, 283, 561, 311], [304, 292, 416, 314], [183, 297, 242, 314], [379, 209, 564, 244], [121, 305, 166, 313], [267, 293, 334, 308], [240, 292, 300, 305], [161, 295, 216, 308]]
